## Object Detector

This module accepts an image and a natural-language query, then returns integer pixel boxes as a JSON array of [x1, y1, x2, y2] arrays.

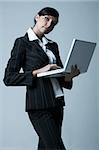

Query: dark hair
[[34, 7, 59, 24], [38, 7, 59, 18]]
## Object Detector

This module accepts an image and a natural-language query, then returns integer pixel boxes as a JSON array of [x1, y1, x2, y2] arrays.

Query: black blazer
[[3, 34, 73, 111]]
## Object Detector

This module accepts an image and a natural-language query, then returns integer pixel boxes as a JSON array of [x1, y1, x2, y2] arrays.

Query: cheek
[[37, 20, 45, 28], [36, 22, 42, 29]]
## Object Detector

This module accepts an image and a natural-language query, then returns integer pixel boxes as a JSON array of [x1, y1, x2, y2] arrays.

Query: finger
[[71, 65, 74, 71], [50, 64, 57, 67], [75, 64, 77, 69], [56, 66, 61, 69], [52, 64, 61, 68]]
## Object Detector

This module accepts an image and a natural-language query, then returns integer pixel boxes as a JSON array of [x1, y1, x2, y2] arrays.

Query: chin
[[44, 30, 52, 34]]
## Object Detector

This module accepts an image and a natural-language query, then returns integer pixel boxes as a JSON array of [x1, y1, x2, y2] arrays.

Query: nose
[[46, 20, 53, 28]]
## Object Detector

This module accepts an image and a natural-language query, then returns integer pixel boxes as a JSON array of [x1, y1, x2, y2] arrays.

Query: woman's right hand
[[32, 64, 61, 77]]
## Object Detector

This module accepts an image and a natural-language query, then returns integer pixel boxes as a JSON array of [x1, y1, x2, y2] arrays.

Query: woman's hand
[[32, 64, 61, 77], [64, 65, 80, 81], [70, 65, 80, 78], [41, 64, 61, 72]]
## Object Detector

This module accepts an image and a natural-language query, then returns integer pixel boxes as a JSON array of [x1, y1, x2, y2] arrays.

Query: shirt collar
[[27, 27, 54, 45]]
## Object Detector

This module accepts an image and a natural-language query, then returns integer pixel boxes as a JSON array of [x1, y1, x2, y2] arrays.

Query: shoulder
[[14, 33, 29, 46], [11, 35, 29, 55]]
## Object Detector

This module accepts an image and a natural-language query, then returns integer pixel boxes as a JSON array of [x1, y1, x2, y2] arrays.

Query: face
[[35, 15, 58, 34]]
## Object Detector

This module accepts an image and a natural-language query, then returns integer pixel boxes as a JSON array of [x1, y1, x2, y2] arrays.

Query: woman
[[3, 7, 80, 150]]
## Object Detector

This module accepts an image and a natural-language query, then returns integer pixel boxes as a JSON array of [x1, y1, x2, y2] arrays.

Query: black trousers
[[28, 106, 66, 150]]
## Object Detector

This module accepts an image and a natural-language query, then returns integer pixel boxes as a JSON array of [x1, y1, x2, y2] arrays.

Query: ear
[[35, 14, 40, 22]]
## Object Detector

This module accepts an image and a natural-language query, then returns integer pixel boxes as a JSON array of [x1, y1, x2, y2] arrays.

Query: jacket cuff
[[25, 71, 36, 86]]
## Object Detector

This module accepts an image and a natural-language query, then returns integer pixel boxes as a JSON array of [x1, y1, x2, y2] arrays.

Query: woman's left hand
[[70, 65, 80, 78], [64, 65, 80, 81]]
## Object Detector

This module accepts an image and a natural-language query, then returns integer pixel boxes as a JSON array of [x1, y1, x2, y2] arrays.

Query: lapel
[[46, 42, 57, 57], [23, 34, 49, 64], [23, 33, 58, 65], [30, 40, 49, 61]]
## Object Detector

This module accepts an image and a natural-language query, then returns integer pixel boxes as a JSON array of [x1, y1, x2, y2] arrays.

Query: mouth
[[41, 26, 53, 34], [43, 27, 49, 30], [43, 27, 53, 32]]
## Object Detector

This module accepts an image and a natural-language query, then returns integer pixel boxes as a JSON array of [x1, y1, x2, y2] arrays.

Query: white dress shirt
[[27, 27, 64, 98]]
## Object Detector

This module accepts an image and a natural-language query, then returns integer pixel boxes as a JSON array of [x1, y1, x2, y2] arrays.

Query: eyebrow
[[42, 15, 58, 25]]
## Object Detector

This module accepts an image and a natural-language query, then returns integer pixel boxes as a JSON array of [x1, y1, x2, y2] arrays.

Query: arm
[[32, 64, 61, 76], [59, 75, 73, 90], [53, 43, 80, 89], [3, 38, 35, 86], [61, 65, 80, 89]]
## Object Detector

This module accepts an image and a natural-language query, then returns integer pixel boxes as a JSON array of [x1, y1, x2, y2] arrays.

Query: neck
[[32, 26, 44, 39]]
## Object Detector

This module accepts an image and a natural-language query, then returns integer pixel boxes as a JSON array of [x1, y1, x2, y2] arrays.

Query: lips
[[42, 26, 53, 34], [43, 27, 48, 30]]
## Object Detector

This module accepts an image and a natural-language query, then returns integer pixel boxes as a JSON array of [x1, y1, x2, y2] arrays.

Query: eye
[[44, 16, 49, 21]]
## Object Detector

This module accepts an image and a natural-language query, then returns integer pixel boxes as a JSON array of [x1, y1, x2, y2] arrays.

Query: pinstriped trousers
[[28, 106, 66, 150]]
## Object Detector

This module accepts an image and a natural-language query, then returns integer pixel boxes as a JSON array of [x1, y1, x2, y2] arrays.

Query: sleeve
[[59, 77, 73, 89], [54, 42, 73, 90], [3, 38, 36, 86]]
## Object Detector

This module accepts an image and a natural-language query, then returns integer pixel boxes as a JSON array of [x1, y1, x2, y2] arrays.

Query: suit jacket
[[3, 33, 73, 111]]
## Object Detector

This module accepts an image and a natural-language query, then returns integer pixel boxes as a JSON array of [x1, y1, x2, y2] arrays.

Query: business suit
[[3, 33, 73, 149], [3, 33, 72, 111]]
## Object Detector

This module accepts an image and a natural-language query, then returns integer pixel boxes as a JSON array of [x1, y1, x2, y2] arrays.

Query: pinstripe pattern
[[3, 33, 73, 111], [28, 106, 66, 150]]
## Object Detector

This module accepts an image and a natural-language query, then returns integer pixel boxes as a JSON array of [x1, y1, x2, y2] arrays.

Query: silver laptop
[[37, 39, 96, 78]]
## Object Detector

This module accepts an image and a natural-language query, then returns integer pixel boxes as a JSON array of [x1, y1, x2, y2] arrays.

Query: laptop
[[37, 39, 96, 78]]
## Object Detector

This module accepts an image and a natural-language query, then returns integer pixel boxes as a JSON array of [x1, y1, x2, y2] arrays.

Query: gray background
[[0, 1, 99, 150]]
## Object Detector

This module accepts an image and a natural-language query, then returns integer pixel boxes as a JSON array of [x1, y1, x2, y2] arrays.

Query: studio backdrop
[[0, 1, 99, 150]]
